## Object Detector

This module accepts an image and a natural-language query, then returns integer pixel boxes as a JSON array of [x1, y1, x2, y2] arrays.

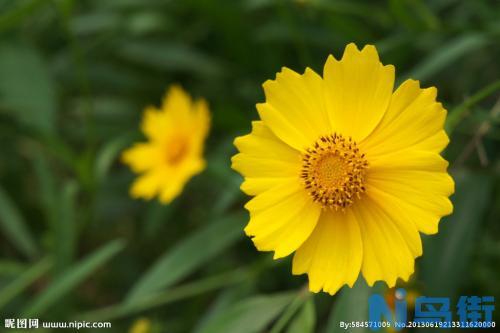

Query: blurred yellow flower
[[129, 318, 151, 333], [122, 85, 210, 204], [232, 43, 454, 295]]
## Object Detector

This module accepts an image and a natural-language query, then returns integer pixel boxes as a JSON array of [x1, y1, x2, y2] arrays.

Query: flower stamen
[[301, 133, 368, 210], [166, 137, 188, 165]]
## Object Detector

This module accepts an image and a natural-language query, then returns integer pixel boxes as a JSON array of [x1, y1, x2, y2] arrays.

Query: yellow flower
[[129, 318, 151, 333], [122, 85, 210, 204], [231, 43, 454, 295]]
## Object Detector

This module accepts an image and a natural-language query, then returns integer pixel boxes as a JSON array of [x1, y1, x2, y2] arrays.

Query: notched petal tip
[[232, 136, 245, 150], [407, 78, 421, 89], [307, 282, 322, 294], [365, 278, 376, 287], [325, 54, 338, 65], [158, 194, 175, 205], [385, 64, 396, 75], [166, 83, 189, 98], [346, 275, 361, 288], [303, 67, 318, 76], [343, 42, 361, 57], [279, 66, 298, 76], [360, 44, 380, 60], [323, 54, 340, 77], [341, 43, 389, 66], [261, 79, 274, 90], [239, 181, 254, 196], [243, 224, 255, 237], [230, 156, 242, 173]]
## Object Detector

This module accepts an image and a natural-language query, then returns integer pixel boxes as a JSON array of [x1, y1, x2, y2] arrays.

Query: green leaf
[[389, 0, 439, 31], [53, 181, 78, 274], [22, 239, 125, 317], [270, 288, 310, 333], [0, 185, 38, 259], [32, 149, 58, 222], [197, 292, 296, 333], [287, 298, 315, 333], [143, 200, 177, 238], [78, 268, 248, 321], [117, 41, 223, 77], [405, 34, 489, 82], [0, 42, 57, 135], [325, 278, 384, 333], [445, 80, 500, 134], [420, 170, 494, 297], [0, 260, 27, 277], [94, 135, 132, 182], [194, 284, 256, 333], [0, 0, 47, 32], [126, 212, 246, 303], [0, 257, 52, 310]]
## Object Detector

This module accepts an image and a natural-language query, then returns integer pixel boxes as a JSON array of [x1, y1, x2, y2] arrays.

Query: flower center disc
[[166, 137, 188, 165], [301, 133, 368, 210]]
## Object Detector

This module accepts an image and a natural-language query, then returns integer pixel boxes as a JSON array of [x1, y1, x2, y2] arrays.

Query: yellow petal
[[125, 84, 210, 204], [365, 187, 422, 258], [257, 67, 331, 151], [367, 170, 454, 214], [140, 106, 171, 143], [366, 148, 453, 234], [245, 179, 321, 259], [162, 84, 194, 126], [141, 85, 210, 145], [369, 149, 449, 172], [121, 143, 163, 173], [232, 121, 301, 195], [239, 177, 298, 197], [365, 187, 443, 235], [158, 179, 184, 204], [362, 79, 448, 157], [192, 99, 211, 141], [158, 158, 205, 203], [292, 210, 363, 295], [129, 156, 205, 203], [353, 198, 415, 287], [130, 169, 165, 200], [323, 43, 395, 142], [366, 163, 454, 234], [232, 154, 298, 178]]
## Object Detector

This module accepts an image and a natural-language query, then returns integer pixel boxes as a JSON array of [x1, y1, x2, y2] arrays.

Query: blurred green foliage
[[0, 0, 499, 332]]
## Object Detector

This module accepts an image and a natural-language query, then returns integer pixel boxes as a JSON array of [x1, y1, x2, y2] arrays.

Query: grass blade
[[287, 297, 316, 333], [22, 239, 125, 317], [94, 135, 132, 182], [0, 257, 52, 310], [78, 268, 248, 321], [420, 170, 494, 297], [445, 80, 500, 134], [197, 291, 296, 333], [125, 212, 245, 303], [0, 186, 38, 259], [405, 34, 489, 82], [269, 287, 309, 333], [0, 0, 47, 32], [0, 260, 27, 277], [54, 181, 78, 274], [0, 42, 57, 135]]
